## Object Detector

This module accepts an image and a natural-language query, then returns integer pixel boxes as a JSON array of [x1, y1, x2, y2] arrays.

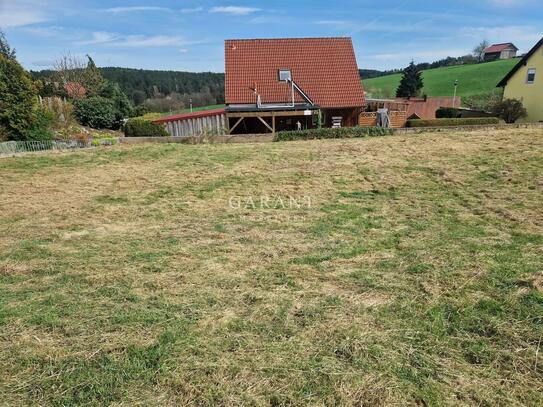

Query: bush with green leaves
[[436, 107, 461, 119], [99, 81, 133, 119], [91, 137, 118, 146], [462, 89, 503, 112], [493, 98, 527, 124], [24, 107, 54, 140], [124, 118, 168, 137], [406, 117, 501, 128], [274, 126, 392, 142], [73, 97, 118, 129], [0, 54, 37, 140]]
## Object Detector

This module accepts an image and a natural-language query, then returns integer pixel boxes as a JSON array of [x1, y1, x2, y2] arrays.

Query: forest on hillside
[[31, 68, 225, 111]]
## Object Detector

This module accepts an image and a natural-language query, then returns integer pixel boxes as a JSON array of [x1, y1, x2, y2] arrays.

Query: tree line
[[31, 67, 225, 111]]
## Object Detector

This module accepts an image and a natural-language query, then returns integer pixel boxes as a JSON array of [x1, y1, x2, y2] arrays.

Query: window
[[278, 69, 291, 82], [527, 68, 536, 84]]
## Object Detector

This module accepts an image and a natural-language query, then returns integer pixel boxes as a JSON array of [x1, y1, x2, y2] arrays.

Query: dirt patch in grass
[[0, 128, 542, 405]]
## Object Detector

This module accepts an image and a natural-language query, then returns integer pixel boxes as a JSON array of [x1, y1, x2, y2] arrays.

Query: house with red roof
[[483, 43, 518, 62], [63, 82, 87, 99], [224, 37, 366, 134]]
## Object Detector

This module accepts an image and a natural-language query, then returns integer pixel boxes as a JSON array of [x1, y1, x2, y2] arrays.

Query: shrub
[[24, 107, 54, 140], [406, 117, 501, 128], [91, 137, 118, 146], [462, 89, 503, 112], [493, 98, 527, 124], [42, 97, 77, 136], [0, 54, 37, 139], [133, 104, 150, 117], [274, 126, 392, 142], [73, 97, 117, 129], [124, 118, 168, 137], [99, 81, 133, 119], [436, 107, 461, 118]]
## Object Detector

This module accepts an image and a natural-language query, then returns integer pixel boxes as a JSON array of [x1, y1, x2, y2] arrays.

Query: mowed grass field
[[1, 129, 542, 406], [363, 59, 518, 98]]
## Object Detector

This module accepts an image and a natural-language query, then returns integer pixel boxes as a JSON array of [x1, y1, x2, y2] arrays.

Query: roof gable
[[484, 43, 518, 53], [225, 37, 365, 108], [497, 37, 543, 87]]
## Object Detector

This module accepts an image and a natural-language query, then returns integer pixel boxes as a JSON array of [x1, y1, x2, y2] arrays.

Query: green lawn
[[363, 59, 518, 98], [1, 128, 542, 405]]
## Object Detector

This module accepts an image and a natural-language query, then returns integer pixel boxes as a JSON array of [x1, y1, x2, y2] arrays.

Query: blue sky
[[1, 0, 542, 72]]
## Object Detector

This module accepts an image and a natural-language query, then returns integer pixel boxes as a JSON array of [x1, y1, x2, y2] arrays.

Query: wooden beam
[[226, 110, 316, 118], [228, 117, 244, 134], [272, 114, 275, 135], [257, 116, 273, 133]]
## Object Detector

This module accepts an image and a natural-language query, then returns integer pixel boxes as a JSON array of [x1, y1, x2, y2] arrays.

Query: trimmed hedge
[[274, 126, 392, 142], [436, 107, 461, 119], [406, 117, 501, 128], [124, 118, 168, 137], [73, 97, 118, 129]]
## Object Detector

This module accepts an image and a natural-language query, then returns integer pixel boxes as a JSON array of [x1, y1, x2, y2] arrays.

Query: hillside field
[[363, 59, 518, 98], [1, 129, 542, 405], [160, 104, 225, 117]]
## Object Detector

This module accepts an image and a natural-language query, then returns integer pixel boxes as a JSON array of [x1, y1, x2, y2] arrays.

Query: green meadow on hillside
[[363, 59, 518, 98], [160, 104, 225, 117]]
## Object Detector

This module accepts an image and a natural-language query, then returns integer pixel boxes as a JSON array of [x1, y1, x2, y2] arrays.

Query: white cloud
[[180, 7, 204, 13], [31, 59, 55, 67], [487, 0, 522, 5], [210, 6, 261, 16], [368, 48, 468, 62], [315, 20, 352, 27], [179, 48, 189, 53], [76, 32, 204, 48], [17, 26, 64, 38], [460, 25, 542, 48], [103, 6, 169, 14], [0, 1, 50, 28], [117, 35, 186, 47], [77, 31, 120, 45]]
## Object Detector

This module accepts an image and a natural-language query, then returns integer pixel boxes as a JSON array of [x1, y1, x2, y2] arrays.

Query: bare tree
[[473, 40, 489, 62], [53, 53, 86, 86]]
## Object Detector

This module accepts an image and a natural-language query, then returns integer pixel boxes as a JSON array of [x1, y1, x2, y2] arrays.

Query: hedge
[[435, 107, 461, 119], [406, 117, 501, 128], [124, 118, 168, 137], [73, 97, 118, 129], [274, 126, 392, 142]]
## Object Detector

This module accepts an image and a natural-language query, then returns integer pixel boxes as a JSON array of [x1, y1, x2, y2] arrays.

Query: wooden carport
[[226, 109, 321, 135]]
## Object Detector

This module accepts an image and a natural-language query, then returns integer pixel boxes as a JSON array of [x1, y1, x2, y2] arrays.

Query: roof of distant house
[[484, 43, 519, 53], [224, 37, 365, 108], [64, 82, 86, 98]]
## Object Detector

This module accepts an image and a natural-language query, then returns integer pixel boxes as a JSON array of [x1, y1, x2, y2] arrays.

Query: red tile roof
[[484, 43, 518, 53], [225, 37, 365, 108], [153, 108, 226, 123], [64, 82, 86, 99]]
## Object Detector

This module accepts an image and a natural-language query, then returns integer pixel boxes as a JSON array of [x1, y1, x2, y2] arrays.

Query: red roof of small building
[[64, 82, 86, 99], [153, 108, 225, 124], [484, 43, 518, 53], [225, 37, 365, 108]]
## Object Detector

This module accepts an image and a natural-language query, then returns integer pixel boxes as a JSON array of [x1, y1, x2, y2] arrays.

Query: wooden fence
[[155, 110, 227, 137], [359, 111, 407, 128]]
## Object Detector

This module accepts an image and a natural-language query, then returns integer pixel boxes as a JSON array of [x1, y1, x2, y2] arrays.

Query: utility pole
[[189, 98, 193, 113], [453, 80, 459, 108]]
